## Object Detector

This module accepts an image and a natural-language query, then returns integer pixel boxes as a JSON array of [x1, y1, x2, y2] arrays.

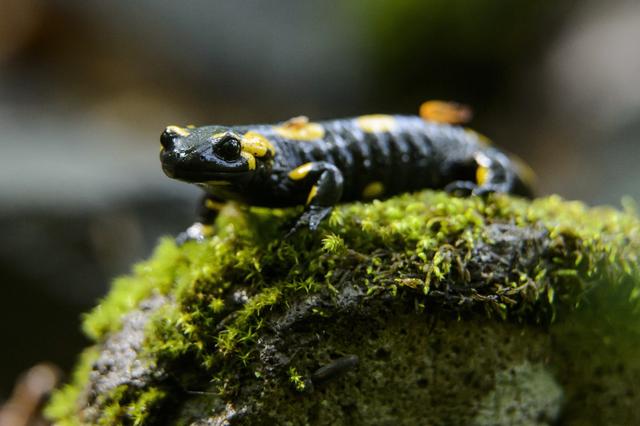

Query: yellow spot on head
[[241, 151, 256, 170], [288, 162, 314, 181], [165, 125, 190, 137], [240, 131, 276, 157], [355, 114, 396, 133], [362, 181, 385, 199], [306, 185, 319, 205], [419, 100, 472, 124], [476, 166, 490, 186], [274, 116, 325, 141]]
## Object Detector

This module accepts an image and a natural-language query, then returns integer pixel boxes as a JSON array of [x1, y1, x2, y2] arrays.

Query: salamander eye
[[215, 135, 241, 160]]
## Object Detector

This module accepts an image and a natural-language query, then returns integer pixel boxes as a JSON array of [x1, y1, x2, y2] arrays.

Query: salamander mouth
[[162, 165, 250, 183]]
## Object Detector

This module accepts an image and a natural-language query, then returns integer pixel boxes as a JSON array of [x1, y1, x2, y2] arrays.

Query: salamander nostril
[[160, 130, 176, 150]]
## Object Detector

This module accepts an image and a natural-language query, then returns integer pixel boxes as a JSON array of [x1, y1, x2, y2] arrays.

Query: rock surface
[[45, 191, 640, 425]]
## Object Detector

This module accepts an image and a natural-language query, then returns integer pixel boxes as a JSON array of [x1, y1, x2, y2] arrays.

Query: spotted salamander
[[160, 104, 534, 240]]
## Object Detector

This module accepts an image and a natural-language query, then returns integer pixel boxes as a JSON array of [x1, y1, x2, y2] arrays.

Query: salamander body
[[160, 110, 533, 239]]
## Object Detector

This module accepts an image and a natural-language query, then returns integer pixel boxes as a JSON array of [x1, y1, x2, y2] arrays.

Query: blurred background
[[1, 0, 639, 419]]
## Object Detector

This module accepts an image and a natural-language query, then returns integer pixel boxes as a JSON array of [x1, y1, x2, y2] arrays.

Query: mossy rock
[[46, 191, 640, 425]]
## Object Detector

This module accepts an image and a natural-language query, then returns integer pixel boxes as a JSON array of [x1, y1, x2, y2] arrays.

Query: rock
[[45, 191, 640, 425]]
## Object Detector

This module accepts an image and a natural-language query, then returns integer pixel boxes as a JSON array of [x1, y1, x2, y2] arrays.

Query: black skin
[[159, 115, 533, 240]]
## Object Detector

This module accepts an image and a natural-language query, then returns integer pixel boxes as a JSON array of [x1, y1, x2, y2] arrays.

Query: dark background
[[1, 0, 639, 399]]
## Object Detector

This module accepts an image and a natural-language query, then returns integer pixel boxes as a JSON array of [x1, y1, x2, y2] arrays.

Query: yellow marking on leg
[[288, 162, 314, 181], [355, 114, 396, 133], [419, 100, 472, 124], [476, 166, 490, 186], [165, 125, 191, 137], [205, 199, 226, 210], [241, 131, 276, 157], [306, 185, 319, 205], [274, 116, 325, 141], [241, 151, 256, 170], [362, 181, 385, 199]]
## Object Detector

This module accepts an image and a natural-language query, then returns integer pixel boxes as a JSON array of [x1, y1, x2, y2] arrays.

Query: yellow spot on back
[[419, 100, 472, 124], [288, 162, 314, 181], [355, 114, 396, 133], [241, 151, 256, 170], [165, 125, 190, 137], [306, 185, 319, 205], [241, 131, 276, 157], [274, 116, 325, 141], [362, 181, 385, 199], [476, 166, 490, 186]]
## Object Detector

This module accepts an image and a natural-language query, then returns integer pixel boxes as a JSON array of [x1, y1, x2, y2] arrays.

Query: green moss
[[46, 191, 640, 424], [82, 239, 182, 340], [288, 367, 307, 392], [44, 346, 99, 426]]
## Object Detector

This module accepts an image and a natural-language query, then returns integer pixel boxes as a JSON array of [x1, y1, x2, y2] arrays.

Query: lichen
[[45, 191, 640, 425], [472, 361, 563, 425]]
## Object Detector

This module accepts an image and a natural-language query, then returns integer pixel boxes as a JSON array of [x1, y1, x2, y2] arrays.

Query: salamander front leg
[[286, 162, 344, 237], [445, 151, 516, 197], [176, 194, 225, 244]]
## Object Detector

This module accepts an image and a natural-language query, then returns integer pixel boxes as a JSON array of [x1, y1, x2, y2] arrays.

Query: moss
[[44, 347, 99, 426], [288, 367, 307, 392], [46, 191, 640, 425]]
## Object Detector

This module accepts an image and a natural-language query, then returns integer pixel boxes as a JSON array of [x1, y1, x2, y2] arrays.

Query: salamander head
[[159, 125, 275, 184]]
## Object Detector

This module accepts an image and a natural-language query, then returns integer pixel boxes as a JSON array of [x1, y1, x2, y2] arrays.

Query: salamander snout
[[160, 130, 175, 150], [160, 125, 192, 151]]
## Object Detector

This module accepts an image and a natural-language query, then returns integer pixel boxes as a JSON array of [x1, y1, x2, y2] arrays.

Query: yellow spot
[[186, 124, 196, 129], [355, 114, 396, 133], [165, 125, 190, 137], [362, 181, 385, 199], [476, 166, 490, 186], [240, 131, 276, 157], [241, 151, 256, 170], [306, 185, 319, 205], [205, 199, 226, 210], [419, 100, 472, 124], [288, 162, 314, 181], [274, 116, 325, 141]]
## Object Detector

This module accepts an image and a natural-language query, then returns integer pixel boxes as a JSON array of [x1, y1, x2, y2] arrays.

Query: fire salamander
[[160, 102, 534, 240]]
